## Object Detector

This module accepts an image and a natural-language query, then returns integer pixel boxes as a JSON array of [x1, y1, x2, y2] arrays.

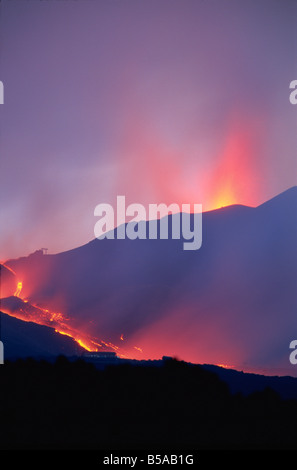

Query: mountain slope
[[4, 187, 297, 375], [0, 311, 84, 359]]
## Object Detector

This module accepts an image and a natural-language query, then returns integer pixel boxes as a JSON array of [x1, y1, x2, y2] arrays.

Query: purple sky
[[1, 0, 296, 260]]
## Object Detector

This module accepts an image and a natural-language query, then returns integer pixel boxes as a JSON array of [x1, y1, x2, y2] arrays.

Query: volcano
[[1, 187, 297, 376]]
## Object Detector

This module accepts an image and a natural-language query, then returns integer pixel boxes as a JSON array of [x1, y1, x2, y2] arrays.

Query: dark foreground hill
[[0, 356, 297, 450], [202, 364, 297, 400]]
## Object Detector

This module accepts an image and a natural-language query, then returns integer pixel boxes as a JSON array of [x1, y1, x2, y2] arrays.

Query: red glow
[[1, 279, 147, 359], [216, 364, 235, 369], [14, 281, 23, 297], [0, 271, 289, 375], [2, 263, 16, 276], [115, 110, 263, 215], [208, 117, 260, 210]]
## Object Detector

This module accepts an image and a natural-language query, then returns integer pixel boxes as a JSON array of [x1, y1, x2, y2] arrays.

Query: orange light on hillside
[[213, 186, 236, 209], [4, 278, 146, 360], [14, 281, 23, 297]]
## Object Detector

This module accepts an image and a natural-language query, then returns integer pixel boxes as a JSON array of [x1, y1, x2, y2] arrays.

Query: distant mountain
[[0, 311, 84, 359], [202, 364, 297, 400], [4, 187, 297, 376]]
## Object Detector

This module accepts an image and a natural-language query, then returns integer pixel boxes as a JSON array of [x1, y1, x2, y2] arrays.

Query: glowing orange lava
[[2, 278, 144, 359], [14, 281, 23, 297]]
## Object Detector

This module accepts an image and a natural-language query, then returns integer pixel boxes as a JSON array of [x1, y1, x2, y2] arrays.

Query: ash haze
[[0, 0, 296, 260]]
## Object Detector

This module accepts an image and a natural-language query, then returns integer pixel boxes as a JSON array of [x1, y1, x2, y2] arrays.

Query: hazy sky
[[1, 0, 296, 259]]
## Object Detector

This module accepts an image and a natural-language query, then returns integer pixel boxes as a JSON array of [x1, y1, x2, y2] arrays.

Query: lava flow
[[0, 278, 144, 359], [14, 281, 23, 297]]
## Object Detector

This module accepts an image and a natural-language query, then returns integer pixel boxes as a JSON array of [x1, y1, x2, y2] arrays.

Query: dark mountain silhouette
[[0, 356, 297, 450], [202, 364, 297, 400], [4, 186, 297, 376]]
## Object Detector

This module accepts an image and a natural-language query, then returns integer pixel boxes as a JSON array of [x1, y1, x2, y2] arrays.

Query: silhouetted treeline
[[0, 356, 296, 449]]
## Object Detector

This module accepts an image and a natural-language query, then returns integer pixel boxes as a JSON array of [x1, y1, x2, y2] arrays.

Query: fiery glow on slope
[[1, 278, 144, 358], [14, 281, 23, 297], [76, 339, 94, 352]]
